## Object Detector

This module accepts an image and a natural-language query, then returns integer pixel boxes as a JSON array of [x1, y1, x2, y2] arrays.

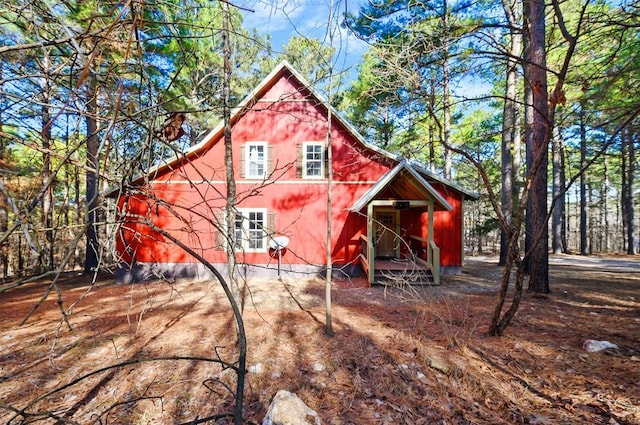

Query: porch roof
[[349, 161, 453, 212]]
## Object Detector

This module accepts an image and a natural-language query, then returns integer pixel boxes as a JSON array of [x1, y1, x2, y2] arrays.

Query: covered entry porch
[[350, 162, 452, 286]]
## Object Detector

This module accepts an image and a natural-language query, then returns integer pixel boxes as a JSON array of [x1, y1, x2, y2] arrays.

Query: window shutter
[[214, 210, 226, 250], [239, 145, 245, 178], [296, 144, 303, 178], [324, 143, 330, 178], [267, 143, 274, 176], [267, 211, 276, 233]]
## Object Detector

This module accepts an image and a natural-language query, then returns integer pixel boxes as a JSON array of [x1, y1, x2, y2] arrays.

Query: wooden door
[[375, 211, 397, 258]]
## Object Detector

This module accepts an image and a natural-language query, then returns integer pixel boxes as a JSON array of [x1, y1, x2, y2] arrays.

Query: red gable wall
[[117, 65, 472, 279], [118, 68, 395, 269]]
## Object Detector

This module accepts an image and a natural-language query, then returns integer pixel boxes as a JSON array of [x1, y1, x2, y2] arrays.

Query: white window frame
[[245, 142, 267, 179], [302, 142, 324, 179], [234, 208, 267, 252]]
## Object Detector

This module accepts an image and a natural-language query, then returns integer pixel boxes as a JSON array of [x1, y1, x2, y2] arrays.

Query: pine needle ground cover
[[1, 256, 638, 424]]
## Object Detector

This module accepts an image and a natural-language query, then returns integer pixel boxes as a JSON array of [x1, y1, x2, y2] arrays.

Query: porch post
[[427, 200, 441, 285], [367, 202, 375, 285], [427, 200, 434, 244]]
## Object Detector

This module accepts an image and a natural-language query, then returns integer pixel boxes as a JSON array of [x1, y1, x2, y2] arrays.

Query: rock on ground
[[262, 390, 322, 425]]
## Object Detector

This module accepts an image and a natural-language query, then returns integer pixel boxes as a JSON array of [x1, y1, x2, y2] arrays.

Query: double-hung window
[[234, 209, 266, 252], [302, 142, 324, 178], [246, 142, 267, 178]]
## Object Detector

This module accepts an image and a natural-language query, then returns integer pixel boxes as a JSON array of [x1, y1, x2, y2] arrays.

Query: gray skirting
[[115, 261, 367, 283], [115, 261, 457, 284]]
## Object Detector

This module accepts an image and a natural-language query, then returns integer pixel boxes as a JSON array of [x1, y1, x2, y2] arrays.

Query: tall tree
[[325, 10, 336, 338], [0, 64, 9, 277], [526, 0, 589, 291], [40, 47, 55, 272], [551, 127, 567, 254], [499, 0, 523, 265], [622, 127, 636, 254], [84, 70, 100, 273], [522, 0, 550, 293], [221, 1, 241, 314], [280, 36, 335, 85], [343, 0, 476, 169], [440, 0, 454, 180], [579, 100, 589, 255], [339, 50, 401, 148], [158, 0, 271, 145]]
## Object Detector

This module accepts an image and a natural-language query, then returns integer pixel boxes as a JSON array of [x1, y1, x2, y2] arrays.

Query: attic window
[[296, 142, 327, 179], [246, 142, 267, 178]]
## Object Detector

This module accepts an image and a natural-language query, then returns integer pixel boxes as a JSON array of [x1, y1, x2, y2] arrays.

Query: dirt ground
[[0, 254, 638, 424]]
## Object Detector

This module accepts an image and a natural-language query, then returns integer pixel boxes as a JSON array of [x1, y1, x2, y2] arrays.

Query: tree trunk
[[499, 0, 522, 266], [75, 147, 81, 268], [621, 130, 628, 251], [561, 147, 568, 252], [603, 156, 609, 251], [0, 66, 8, 278], [523, 70, 534, 275], [221, 2, 240, 309], [84, 70, 100, 273], [623, 128, 635, 254], [588, 184, 594, 253], [523, 0, 549, 293], [325, 2, 336, 337], [429, 77, 436, 172], [221, 7, 245, 424], [325, 122, 334, 335], [42, 50, 54, 272], [442, 2, 452, 180], [551, 127, 566, 254], [579, 104, 588, 256]]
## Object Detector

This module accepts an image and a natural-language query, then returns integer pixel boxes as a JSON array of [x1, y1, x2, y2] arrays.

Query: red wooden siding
[[119, 69, 393, 269], [428, 184, 463, 267], [117, 63, 472, 278]]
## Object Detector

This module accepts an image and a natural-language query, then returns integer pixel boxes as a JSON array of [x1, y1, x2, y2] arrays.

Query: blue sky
[[236, 0, 492, 100], [238, 0, 369, 85]]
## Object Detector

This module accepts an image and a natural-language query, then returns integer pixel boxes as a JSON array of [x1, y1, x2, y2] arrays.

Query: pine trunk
[[551, 128, 566, 254], [221, 2, 240, 309], [442, 0, 452, 180], [84, 71, 100, 273], [579, 104, 588, 256], [524, 0, 549, 294], [42, 50, 54, 271], [0, 67, 7, 277], [624, 129, 635, 254], [499, 0, 522, 265]]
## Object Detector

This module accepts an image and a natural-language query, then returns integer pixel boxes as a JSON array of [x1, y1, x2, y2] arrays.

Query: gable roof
[[137, 60, 384, 182], [110, 61, 478, 201], [350, 161, 453, 212]]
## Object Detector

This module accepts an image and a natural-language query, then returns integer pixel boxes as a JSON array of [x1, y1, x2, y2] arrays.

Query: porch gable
[[350, 161, 451, 286]]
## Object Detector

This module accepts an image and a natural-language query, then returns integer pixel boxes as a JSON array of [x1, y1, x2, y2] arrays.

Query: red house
[[115, 62, 478, 285]]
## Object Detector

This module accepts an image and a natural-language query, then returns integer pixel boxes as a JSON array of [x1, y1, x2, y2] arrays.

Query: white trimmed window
[[234, 209, 267, 252], [246, 142, 267, 178], [303, 142, 324, 178]]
